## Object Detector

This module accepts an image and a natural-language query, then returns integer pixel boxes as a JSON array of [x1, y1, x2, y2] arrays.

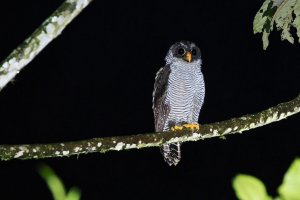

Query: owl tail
[[160, 142, 181, 166]]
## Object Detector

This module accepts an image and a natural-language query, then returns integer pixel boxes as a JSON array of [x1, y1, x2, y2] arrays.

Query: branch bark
[[1, 94, 299, 161], [0, 0, 93, 91]]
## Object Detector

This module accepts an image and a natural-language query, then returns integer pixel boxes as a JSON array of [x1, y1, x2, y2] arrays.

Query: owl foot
[[170, 123, 200, 131]]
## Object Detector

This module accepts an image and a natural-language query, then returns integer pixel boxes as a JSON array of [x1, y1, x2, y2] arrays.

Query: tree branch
[[0, 0, 299, 161], [0, 0, 93, 91], [1, 94, 299, 161]]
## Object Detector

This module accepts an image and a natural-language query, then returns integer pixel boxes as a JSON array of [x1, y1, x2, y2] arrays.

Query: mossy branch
[[0, 0, 93, 91], [1, 94, 299, 161]]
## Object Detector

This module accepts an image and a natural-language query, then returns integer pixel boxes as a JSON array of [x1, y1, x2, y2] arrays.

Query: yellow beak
[[186, 51, 192, 62]]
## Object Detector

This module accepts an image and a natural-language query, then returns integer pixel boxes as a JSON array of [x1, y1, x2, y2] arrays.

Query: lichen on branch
[[0, 0, 93, 91], [0, 94, 299, 161]]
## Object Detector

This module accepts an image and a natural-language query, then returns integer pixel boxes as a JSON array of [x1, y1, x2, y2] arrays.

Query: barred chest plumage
[[163, 61, 205, 131]]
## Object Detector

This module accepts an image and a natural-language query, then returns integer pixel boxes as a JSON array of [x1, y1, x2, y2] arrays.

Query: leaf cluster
[[233, 158, 300, 200], [254, 0, 300, 49]]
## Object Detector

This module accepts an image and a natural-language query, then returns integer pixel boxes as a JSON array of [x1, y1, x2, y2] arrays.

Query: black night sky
[[0, 1, 300, 199]]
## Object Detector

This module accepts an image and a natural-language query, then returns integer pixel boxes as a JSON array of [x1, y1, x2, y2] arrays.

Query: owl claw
[[183, 123, 200, 131], [170, 125, 184, 131], [170, 123, 200, 131]]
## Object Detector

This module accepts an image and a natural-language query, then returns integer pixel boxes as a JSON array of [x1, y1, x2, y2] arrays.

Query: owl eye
[[177, 48, 185, 55], [192, 48, 197, 55]]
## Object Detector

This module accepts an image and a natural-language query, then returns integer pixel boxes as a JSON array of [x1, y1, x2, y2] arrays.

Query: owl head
[[165, 41, 201, 65]]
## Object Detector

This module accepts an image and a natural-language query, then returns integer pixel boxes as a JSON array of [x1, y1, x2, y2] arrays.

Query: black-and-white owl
[[152, 41, 205, 166]]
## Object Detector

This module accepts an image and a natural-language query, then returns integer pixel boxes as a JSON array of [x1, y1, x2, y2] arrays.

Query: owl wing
[[152, 65, 171, 132]]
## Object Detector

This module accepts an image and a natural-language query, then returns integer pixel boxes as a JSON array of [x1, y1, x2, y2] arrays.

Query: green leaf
[[292, 0, 300, 42], [278, 158, 300, 200], [233, 174, 271, 200], [263, 30, 270, 50], [253, 0, 278, 49], [274, 0, 296, 43], [38, 164, 67, 200], [254, 0, 273, 34], [65, 187, 81, 200]]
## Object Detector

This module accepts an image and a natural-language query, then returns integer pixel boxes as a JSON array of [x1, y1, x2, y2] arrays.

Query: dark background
[[0, 1, 299, 199]]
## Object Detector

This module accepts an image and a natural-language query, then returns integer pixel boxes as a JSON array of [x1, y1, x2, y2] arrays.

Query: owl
[[152, 41, 205, 166]]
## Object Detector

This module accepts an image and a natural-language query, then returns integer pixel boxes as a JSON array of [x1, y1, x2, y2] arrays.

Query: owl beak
[[186, 51, 192, 62]]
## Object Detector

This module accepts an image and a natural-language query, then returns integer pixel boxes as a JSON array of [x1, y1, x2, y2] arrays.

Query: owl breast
[[163, 62, 205, 131]]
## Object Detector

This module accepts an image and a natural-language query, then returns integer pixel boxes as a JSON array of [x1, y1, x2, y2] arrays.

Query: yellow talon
[[171, 125, 184, 131], [182, 123, 200, 131]]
